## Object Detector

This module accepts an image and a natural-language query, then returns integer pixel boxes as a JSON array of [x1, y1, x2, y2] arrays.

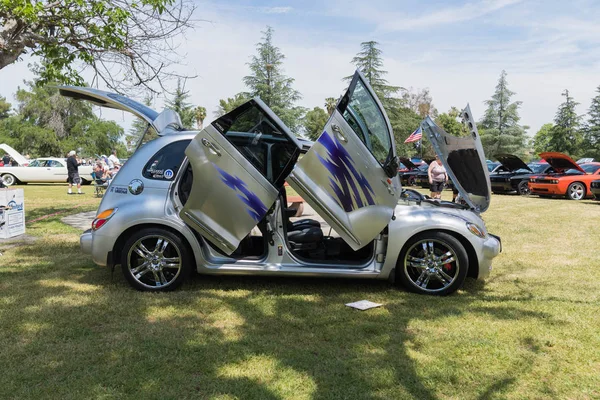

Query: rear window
[[143, 140, 191, 180]]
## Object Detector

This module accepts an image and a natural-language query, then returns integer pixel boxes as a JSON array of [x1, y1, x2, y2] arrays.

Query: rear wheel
[[567, 182, 586, 200], [1, 174, 17, 186], [120, 228, 192, 291], [517, 180, 530, 196], [397, 232, 468, 296]]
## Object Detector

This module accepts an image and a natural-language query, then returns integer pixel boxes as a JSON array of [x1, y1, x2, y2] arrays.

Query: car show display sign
[[0, 188, 25, 239]]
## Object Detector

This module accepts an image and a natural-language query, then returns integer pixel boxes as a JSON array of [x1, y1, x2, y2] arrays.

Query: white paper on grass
[[345, 300, 383, 311]]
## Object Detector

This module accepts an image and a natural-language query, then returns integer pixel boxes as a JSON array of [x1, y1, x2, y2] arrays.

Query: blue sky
[[1, 0, 600, 138]]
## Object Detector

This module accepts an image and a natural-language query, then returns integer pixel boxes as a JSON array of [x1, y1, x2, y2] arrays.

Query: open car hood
[[495, 154, 531, 172], [58, 86, 182, 133], [399, 157, 418, 170], [0, 143, 28, 166], [539, 152, 584, 173], [421, 104, 491, 212]]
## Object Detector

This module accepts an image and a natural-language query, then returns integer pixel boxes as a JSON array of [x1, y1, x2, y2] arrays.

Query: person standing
[[428, 155, 447, 200], [67, 150, 83, 195], [108, 149, 120, 171]]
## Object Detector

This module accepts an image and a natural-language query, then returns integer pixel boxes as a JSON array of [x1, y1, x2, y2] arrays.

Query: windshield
[[528, 163, 548, 174], [581, 164, 600, 174], [418, 164, 428, 171]]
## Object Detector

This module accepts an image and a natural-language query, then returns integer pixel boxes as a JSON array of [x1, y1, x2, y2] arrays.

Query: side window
[[339, 78, 392, 164], [47, 160, 64, 168], [143, 140, 191, 180], [212, 100, 298, 186], [28, 160, 40, 167]]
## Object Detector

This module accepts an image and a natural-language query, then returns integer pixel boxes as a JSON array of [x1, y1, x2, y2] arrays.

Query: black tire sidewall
[[396, 231, 469, 296], [120, 228, 192, 291], [518, 180, 530, 195]]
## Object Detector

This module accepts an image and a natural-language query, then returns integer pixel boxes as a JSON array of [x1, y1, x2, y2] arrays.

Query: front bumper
[[477, 233, 501, 279]]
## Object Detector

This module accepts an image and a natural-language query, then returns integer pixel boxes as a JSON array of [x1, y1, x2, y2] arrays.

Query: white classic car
[[0, 157, 93, 186]]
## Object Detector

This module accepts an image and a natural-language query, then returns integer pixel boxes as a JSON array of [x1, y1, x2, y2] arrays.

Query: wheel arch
[[396, 228, 479, 279], [112, 223, 198, 271]]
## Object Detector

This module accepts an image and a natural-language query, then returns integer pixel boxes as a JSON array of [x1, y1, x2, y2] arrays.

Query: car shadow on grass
[[0, 238, 559, 399]]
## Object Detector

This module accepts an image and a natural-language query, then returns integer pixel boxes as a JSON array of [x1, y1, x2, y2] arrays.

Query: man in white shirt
[[108, 149, 120, 170]]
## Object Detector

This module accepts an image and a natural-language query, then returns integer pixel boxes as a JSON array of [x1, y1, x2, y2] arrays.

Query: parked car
[[62, 71, 501, 296], [400, 162, 429, 186], [591, 179, 600, 200], [0, 143, 29, 167], [489, 154, 554, 195], [0, 157, 94, 186], [528, 152, 600, 200]]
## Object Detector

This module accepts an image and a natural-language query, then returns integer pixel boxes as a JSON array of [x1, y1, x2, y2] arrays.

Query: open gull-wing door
[[179, 98, 301, 255], [287, 70, 401, 251], [58, 86, 182, 133], [421, 104, 491, 212]]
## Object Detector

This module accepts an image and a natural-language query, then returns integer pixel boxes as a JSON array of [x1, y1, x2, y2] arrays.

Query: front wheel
[[397, 232, 468, 296], [567, 182, 586, 200], [120, 228, 192, 291], [1, 174, 17, 186], [517, 180, 530, 196]]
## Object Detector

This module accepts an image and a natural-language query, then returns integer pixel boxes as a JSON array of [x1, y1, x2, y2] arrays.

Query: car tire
[[1, 174, 17, 186], [517, 180, 530, 196], [566, 182, 586, 200], [396, 231, 468, 296], [120, 228, 192, 292], [408, 176, 417, 186]]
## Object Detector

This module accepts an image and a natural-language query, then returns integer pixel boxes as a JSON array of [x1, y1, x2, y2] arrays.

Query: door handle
[[331, 124, 347, 143], [201, 138, 221, 157]]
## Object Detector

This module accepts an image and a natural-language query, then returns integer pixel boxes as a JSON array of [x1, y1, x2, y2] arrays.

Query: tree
[[532, 123, 554, 155], [387, 106, 423, 158], [0, 96, 11, 119], [194, 106, 206, 129], [0, 0, 194, 93], [325, 97, 337, 116], [479, 70, 528, 157], [402, 88, 438, 118], [243, 26, 305, 133], [125, 93, 154, 152], [215, 93, 250, 117], [547, 89, 583, 156], [347, 41, 402, 110], [166, 79, 195, 128], [302, 107, 328, 141], [583, 85, 600, 159], [436, 107, 465, 137]]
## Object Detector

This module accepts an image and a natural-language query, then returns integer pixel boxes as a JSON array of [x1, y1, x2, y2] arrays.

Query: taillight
[[92, 208, 118, 231]]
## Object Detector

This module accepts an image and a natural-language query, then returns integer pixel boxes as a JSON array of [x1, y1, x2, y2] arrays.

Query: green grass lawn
[[1, 184, 599, 399]]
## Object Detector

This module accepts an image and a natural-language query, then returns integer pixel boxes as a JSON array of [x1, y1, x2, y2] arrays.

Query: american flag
[[404, 126, 422, 143]]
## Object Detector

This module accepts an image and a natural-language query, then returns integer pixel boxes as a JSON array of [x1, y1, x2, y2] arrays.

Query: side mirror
[[383, 155, 399, 179]]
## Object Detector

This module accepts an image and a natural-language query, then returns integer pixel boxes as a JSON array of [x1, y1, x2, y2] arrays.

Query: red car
[[528, 152, 600, 200]]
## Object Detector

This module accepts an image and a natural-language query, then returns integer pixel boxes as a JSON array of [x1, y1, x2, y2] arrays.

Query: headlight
[[550, 179, 559, 184], [92, 208, 118, 231], [466, 222, 486, 238]]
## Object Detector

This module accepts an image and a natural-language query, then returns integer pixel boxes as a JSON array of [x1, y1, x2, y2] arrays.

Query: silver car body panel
[[421, 104, 491, 212], [288, 70, 401, 251]]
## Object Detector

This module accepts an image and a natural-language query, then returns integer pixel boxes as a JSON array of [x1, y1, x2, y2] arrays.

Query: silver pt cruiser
[[60, 71, 501, 296]]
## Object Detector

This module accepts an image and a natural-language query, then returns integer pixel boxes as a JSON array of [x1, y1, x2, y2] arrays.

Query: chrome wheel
[[126, 235, 182, 289], [2, 174, 16, 186], [567, 182, 585, 200], [518, 180, 530, 196], [403, 239, 461, 294]]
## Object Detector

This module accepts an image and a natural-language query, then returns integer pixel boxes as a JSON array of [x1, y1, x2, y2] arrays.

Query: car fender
[[381, 204, 487, 279]]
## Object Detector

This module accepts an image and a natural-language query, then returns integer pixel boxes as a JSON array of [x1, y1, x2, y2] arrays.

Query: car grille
[[491, 177, 510, 182], [530, 178, 556, 184]]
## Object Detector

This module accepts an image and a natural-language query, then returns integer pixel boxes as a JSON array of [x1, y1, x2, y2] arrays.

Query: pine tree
[[583, 85, 600, 158], [479, 70, 528, 156], [215, 93, 251, 117], [243, 26, 305, 133], [166, 79, 195, 128], [125, 93, 154, 152], [548, 89, 582, 156], [347, 41, 402, 110]]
